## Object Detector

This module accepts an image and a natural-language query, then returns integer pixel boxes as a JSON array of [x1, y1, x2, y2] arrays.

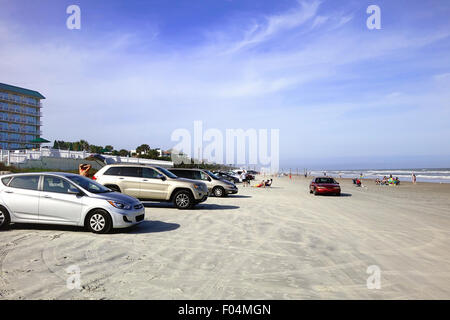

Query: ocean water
[[308, 168, 450, 184]]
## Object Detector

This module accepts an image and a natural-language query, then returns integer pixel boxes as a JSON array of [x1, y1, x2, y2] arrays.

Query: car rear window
[[169, 170, 192, 179], [105, 166, 141, 177], [122, 167, 141, 177], [104, 167, 122, 176], [1, 176, 12, 186], [316, 178, 336, 184], [9, 175, 40, 190]]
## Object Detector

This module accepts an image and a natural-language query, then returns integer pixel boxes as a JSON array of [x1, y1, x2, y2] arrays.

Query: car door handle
[[4, 190, 13, 193], [44, 195, 52, 198], [142, 179, 148, 181]]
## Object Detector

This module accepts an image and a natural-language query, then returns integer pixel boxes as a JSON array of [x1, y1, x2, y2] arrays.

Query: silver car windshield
[[67, 175, 112, 193]]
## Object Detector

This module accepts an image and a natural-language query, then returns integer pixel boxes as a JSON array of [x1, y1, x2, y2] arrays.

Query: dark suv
[[168, 168, 238, 197]]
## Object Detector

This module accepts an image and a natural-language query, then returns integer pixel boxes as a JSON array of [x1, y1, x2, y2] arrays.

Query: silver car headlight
[[107, 200, 132, 210]]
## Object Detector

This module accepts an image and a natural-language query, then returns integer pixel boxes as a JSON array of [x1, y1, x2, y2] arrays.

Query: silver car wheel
[[214, 188, 223, 197], [90, 214, 106, 231], [0, 211, 4, 226], [176, 194, 190, 208]]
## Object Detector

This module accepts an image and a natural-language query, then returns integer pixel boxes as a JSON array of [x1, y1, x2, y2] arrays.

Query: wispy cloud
[[0, 0, 449, 165]]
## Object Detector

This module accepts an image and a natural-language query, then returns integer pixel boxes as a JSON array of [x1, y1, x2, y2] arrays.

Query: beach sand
[[0, 176, 449, 299]]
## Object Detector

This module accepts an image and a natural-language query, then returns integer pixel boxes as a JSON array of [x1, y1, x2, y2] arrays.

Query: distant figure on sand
[[412, 173, 417, 184]]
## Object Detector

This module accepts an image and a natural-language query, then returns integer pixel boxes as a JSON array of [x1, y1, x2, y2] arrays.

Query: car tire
[[309, 189, 313, 194], [86, 210, 112, 234], [0, 207, 11, 230], [336, 192, 341, 197], [213, 187, 226, 197], [106, 185, 121, 193], [173, 190, 194, 209], [314, 189, 319, 196]]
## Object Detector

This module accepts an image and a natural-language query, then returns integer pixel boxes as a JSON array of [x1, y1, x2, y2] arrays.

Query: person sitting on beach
[[265, 179, 273, 187], [394, 177, 400, 185], [253, 180, 265, 188], [388, 175, 394, 185], [356, 179, 362, 187], [381, 176, 387, 185], [375, 178, 381, 185]]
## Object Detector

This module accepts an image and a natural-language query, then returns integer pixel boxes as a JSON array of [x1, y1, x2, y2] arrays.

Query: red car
[[310, 177, 341, 196]]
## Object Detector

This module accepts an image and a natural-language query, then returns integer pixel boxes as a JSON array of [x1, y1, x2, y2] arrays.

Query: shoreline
[[282, 174, 450, 184]]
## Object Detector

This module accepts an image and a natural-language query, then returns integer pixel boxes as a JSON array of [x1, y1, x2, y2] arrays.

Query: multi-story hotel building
[[0, 83, 44, 149]]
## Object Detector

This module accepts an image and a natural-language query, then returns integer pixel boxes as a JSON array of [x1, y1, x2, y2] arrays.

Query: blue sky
[[1, 0, 450, 169]]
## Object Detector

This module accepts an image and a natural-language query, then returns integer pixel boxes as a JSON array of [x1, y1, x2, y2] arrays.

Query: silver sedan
[[0, 172, 145, 233]]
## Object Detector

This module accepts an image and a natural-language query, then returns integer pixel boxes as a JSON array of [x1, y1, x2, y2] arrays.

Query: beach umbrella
[[30, 137, 50, 144]]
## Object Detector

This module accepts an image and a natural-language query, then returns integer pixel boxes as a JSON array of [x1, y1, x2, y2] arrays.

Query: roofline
[[0, 83, 46, 99]]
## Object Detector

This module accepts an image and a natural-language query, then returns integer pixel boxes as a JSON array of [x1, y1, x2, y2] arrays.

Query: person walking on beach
[[412, 173, 417, 184]]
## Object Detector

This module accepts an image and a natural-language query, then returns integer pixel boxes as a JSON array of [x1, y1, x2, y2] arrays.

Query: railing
[[0, 95, 40, 107], [0, 117, 40, 125], [0, 105, 41, 116], [0, 148, 174, 167]]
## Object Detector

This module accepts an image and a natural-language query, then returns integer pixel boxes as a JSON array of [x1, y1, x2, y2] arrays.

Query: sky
[[1, 0, 449, 170]]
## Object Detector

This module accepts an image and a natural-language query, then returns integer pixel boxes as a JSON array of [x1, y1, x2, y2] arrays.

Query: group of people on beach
[[375, 175, 400, 185]]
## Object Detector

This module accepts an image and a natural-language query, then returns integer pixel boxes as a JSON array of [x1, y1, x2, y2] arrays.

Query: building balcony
[[0, 137, 35, 143], [0, 127, 39, 134], [0, 117, 40, 126], [0, 95, 40, 107], [0, 105, 41, 117]]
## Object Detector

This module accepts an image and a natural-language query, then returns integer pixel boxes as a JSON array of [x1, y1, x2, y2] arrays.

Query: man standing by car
[[79, 163, 92, 177], [241, 170, 249, 187]]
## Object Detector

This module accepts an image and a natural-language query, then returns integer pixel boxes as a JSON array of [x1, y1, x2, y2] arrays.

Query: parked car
[[0, 173, 145, 233], [226, 171, 243, 182], [168, 168, 238, 197], [309, 177, 341, 196], [245, 173, 255, 180], [93, 164, 208, 209], [213, 171, 240, 184]]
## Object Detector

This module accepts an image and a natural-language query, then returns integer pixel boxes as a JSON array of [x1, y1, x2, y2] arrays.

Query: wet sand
[[0, 176, 449, 299]]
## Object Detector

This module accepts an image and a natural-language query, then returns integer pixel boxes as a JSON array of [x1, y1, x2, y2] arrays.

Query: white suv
[[93, 164, 208, 209]]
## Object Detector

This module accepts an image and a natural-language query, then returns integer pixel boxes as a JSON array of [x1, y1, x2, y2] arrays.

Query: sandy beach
[[0, 176, 449, 300]]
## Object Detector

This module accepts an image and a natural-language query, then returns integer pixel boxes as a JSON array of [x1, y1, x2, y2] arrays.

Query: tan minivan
[[93, 164, 208, 209]]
